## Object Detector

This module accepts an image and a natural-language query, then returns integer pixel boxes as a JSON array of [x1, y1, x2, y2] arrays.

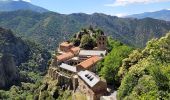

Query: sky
[[13, 0, 170, 16]]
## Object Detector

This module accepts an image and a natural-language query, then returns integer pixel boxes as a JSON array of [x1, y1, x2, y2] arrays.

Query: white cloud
[[115, 13, 127, 17], [105, 0, 170, 7]]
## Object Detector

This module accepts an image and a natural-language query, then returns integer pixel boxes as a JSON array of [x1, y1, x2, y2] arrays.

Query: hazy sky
[[24, 0, 170, 16]]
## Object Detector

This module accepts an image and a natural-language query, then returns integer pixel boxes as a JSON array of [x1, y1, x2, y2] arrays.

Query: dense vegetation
[[117, 33, 170, 100], [0, 0, 48, 13], [0, 10, 170, 50], [0, 27, 51, 73], [71, 27, 104, 50], [0, 23, 170, 99], [96, 37, 134, 87], [0, 27, 51, 99]]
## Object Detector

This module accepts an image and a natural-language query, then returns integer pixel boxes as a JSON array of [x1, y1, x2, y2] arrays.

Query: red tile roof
[[70, 47, 80, 55], [77, 56, 101, 69], [57, 52, 74, 62], [60, 42, 73, 47]]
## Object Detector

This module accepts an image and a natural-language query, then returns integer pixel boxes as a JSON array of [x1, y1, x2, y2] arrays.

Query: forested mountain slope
[[0, 0, 48, 13], [0, 27, 51, 89], [127, 10, 170, 21], [117, 32, 170, 100], [0, 10, 170, 50]]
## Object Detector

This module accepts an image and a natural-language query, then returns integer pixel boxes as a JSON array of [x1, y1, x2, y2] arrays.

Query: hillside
[[0, 53, 19, 89], [0, 0, 48, 13], [0, 27, 51, 72], [117, 32, 170, 99], [126, 10, 170, 21], [0, 11, 170, 50], [0, 27, 51, 89], [0, 27, 30, 66], [0, 27, 169, 99]]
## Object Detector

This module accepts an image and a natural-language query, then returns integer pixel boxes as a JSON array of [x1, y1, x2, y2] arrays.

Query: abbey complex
[[48, 32, 108, 100]]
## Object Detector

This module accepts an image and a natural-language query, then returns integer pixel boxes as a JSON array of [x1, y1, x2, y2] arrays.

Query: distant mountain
[[0, 0, 48, 13], [0, 10, 170, 50], [126, 10, 170, 21]]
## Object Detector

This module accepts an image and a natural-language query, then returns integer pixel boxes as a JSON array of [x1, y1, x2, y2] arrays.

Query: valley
[[0, 11, 170, 50], [0, 1, 170, 100]]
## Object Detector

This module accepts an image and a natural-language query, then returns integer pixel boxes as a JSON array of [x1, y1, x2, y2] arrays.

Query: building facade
[[77, 70, 107, 100], [96, 35, 107, 50]]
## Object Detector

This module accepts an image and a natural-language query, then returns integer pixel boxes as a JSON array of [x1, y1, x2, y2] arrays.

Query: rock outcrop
[[0, 53, 19, 89], [0, 27, 30, 66]]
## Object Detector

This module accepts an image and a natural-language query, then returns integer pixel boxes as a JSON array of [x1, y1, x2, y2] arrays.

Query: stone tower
[[97, 34, 107, 50]]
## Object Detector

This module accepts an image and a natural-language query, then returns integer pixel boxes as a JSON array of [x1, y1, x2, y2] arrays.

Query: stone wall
[[48, 67, 78, 90], [77, 77, 95, 100], [77, 76, 107, 100]]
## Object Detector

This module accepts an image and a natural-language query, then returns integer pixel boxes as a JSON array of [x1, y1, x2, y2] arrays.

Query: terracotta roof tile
[[60, 42, 73, 47], [70, 47, 80, 55], [57, 52, 74, 62], [77, 56, 101, 69]]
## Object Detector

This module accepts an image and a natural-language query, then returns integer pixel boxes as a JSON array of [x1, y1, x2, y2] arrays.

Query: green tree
[[80, 34, 96, 50], [99, 44, 133, 86], [117, 33, 170, 100]]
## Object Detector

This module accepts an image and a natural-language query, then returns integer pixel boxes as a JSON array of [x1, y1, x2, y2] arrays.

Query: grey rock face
[[0, 54, 19, 89]]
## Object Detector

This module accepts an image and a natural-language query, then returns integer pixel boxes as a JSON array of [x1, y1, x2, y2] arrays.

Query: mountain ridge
[[126, 9, 170, 21], [0, 10, 170, 50], [0, 0, 48, 13]]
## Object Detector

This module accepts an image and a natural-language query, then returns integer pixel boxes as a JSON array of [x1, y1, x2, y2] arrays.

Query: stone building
[[48, 63, 77, 90], [59, 42, 74, 52], [76, 56, 101, 72], [48, 32, 108, 100], [79, 50, 107, 58], [56, 52, 75, 64], [77, 70, 107, 100], [56, 47, 81, 64], [96, 35, 107, 50]]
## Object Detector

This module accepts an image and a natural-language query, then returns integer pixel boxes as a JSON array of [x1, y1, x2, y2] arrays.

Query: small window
[[87, 75, 91, 79], [90, 77, 94, 81], [85, 74, 89, 77]]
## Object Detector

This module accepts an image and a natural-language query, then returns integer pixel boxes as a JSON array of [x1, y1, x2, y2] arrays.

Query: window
[[90, 77, 94, 81]]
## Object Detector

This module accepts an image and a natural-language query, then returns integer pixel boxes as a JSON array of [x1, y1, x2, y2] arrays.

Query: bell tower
[[97, 34, 107, 50]]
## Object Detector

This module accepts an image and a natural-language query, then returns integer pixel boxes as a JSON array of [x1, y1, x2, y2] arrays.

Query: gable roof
[[78, 70, 100, 87], [77, 56, 101, 69], [57, 52, 74, 62], [60, 42, 73, 47], [70, 47, 80, 55], [59, 63, 77, 73], [79, 50, 106, 57]]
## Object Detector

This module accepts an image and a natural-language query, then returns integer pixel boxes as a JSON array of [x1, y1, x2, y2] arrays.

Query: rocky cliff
[[0, 27, 30, 66], [0, 27, 51, 89], [0, 53, 19, 89]]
